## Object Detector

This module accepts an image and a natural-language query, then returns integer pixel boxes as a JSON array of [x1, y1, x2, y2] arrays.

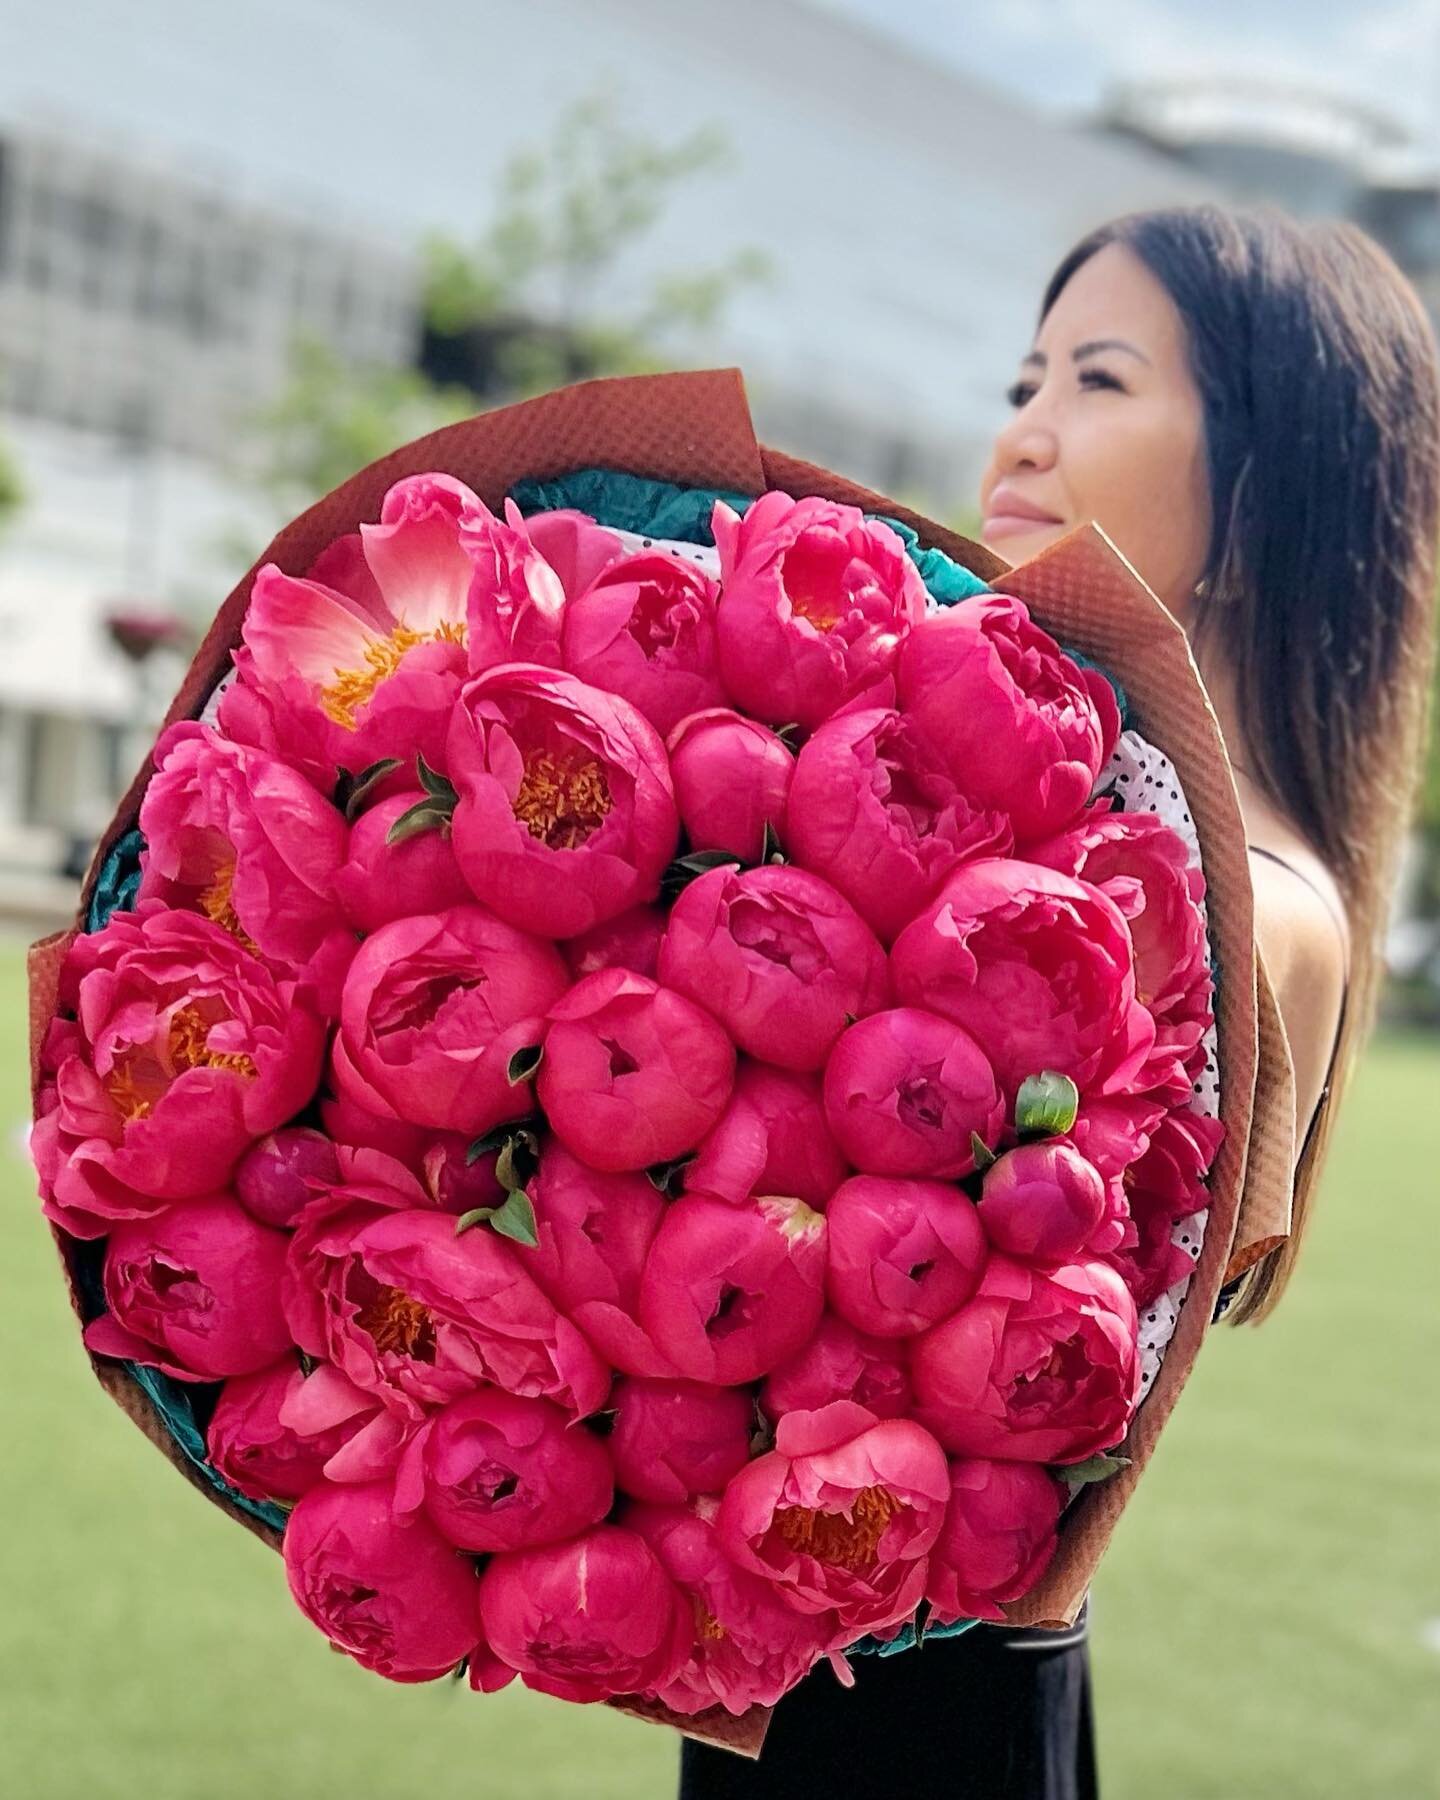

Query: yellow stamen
[[786, 590, 841, 632], [354, 1283, 438, 1361], [512, 745, 612, 849], [319, 618, 466, 731], [103, 1000, 258, 1122], [693, 1599, 728, 1642], [197, 855, 259, 954], [773, 1486, 902, 1572]]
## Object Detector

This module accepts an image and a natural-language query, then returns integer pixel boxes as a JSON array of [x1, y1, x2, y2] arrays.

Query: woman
[[677, 202, 1439, 1798]]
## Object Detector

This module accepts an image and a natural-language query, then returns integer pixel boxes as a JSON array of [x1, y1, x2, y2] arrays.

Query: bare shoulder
[[1246, 838, 1349, 1153]]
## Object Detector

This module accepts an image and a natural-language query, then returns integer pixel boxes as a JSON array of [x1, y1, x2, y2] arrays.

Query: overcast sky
[[809, 0, 1440, 157]]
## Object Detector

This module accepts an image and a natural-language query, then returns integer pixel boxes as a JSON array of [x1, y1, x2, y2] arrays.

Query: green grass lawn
[[3, 935, 1435, 1798]]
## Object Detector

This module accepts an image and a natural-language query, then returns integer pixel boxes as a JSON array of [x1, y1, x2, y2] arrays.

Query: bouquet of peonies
[[26, 370, 1290, 1757]]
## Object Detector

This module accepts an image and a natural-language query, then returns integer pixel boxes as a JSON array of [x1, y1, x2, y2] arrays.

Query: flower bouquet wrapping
[[26, 369, 1298, 1759]]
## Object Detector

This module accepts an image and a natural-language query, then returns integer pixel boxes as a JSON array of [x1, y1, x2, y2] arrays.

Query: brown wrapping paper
[[29, 367, 1295, 1762]]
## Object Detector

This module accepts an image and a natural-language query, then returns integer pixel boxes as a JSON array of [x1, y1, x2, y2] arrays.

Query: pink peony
[[627, 1499, 836, 1715], [207, 1355, 385, 1503], [716, 1400, 950, 1637], [522, 507, 628, 601], [275, 1360, 415, 1485], [785, 707, 1014, 944], [535, 968, 736, 1173], [445, 663, 679, 938], [416, 1133, 508, 1217], [710, 491, 928, 729], [658, 864, 890, 1072], [333, 789, 473, 935], [478, 1523, 692, 1703], [32, 908, 326, 1238], [638, 1194, 826, 1385], [83, 1194, 291, 1381], [284, 1477, 481, 1683], [1100, 1107, 1226, 1311], [1026, 808, 1216, 1105], [976, 1140, 1119, 1265], [235, 1128, 340, 1228], [822, 1007, 1005, 1180], [608, 1378, 754, 1504], [137, 721, 354, 1004], [684, 1059, 848, 1212], [524, 1137, 676, 1379], [220, 473, 481, 784], [824, 1175, 987, 1339], [910, 1253, 1141, 1463], [563, 550, 725, 738], [282, 1148, 611, 1424], [462, 496, 568, 674], [896, 595, 1121, 843], [393, 1387, 612, 1552], [760, 1314, 912, 1423], [331, 906, 568, 1136], [888, 859, 1156, 1102], [925, 1459, 1067, 1625], [561, 902, 666, 982], [665, 708, 794, 865]]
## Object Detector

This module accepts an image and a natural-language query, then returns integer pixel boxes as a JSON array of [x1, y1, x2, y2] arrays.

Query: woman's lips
[[982, 512, 1062, 540]]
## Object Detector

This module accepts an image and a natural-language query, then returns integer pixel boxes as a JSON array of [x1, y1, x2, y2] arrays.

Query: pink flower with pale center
[[525, 1136, 676, 1379], [563, 550, 725, 738], [684, 1058, 848, 1212], [711, 491, 928, 730], [888, 859, 1156, 1103], [333, 789, 473, 935], [83, 1194, 291, 1381], [977, 1140, 1119, 1265], [786, 707, 1014, 944], [393, 1387, 613, 1552], [665, 707, 794, 866], [32, 908, 326, 1239], [281, 1147, 611, 1425], [658, 863, 890, 1072], [207, 1355, 386, 1503], [608, 1377, 754, 1504], [627, 1499, 837, 1715], [760, 1313, 912, 1423], [1025, 808, 1217, 1105], [445, 663, 679, 939], [331, 905, 568, 1136], [478, 1523, 693, 1703], [716, 1400, 950, 1637], [910, 1253, 1142, 1463], [925, 1459, 1067, 1625], [822, 1006, 1004, 1180], [897, 595, 1121, 844], [824, 1174, 988, 1339], [637, 1193, 827, 1386], [220, 474, 483, 784], [535, 967, 736, 1173], [138, 721, 355, 1006], [284, 1477, 481, 1683]]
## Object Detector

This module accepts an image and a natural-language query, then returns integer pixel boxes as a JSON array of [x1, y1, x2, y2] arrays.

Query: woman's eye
[[1004, 369, 1125, 407]]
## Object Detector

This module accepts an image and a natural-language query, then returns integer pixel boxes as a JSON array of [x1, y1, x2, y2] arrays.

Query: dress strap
[[1246, 844, 1352, 979]]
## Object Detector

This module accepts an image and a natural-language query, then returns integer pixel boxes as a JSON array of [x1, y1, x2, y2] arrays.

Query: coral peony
[[925, 1459, 1067, 1625], [608, 1378, 754, 1504], [684, 1059, 848, 1212], [824, 1174, 987, 1339], [665, 707, 794, 866]]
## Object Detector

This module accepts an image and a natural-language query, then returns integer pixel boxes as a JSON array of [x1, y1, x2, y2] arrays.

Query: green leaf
[[773, 721, 801, 750], [1062, 1452, 1133, 1486], [660, 847, 741, 898], [646, 1151, 696, 1197], [385, 798, 452, 846], [842, 1012, 858, 1028], [338, 757, 403, 821], [488, 1189, 539, 1247], [296, 1348, 317, 1377], [466, 1125, 512, 1166], [912, 1599, 932, 1649], [454, 1205, 498, 1235], [970, 1132, 998, 1174], [416, 753, 458, 803], [761, 818, 786, 865], [451, 1656, 469, 1683], [506, 1042, 544, 1085], [1014, 1070, 1080, 1137]]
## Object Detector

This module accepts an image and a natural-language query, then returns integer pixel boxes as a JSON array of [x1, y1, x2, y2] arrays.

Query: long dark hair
[[1037, 202, 1440, 1325]]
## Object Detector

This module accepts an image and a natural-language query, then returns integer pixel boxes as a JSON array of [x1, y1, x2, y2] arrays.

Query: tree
[[243, 88, 773, 518]]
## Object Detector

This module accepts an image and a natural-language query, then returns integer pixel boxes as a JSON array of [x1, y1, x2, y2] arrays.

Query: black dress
[[679, 843, 1349, 1800]]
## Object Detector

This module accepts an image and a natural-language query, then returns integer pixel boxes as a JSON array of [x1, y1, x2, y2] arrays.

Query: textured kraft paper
[[28, 367, 1295, 1763]]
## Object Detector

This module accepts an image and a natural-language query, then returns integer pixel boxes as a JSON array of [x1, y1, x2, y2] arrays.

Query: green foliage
[[244, 88, 773, 516], [0, 431, 24, 526]]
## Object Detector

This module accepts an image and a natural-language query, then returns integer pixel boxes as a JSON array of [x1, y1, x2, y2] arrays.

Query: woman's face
[[978, 241, 1214, 623]]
